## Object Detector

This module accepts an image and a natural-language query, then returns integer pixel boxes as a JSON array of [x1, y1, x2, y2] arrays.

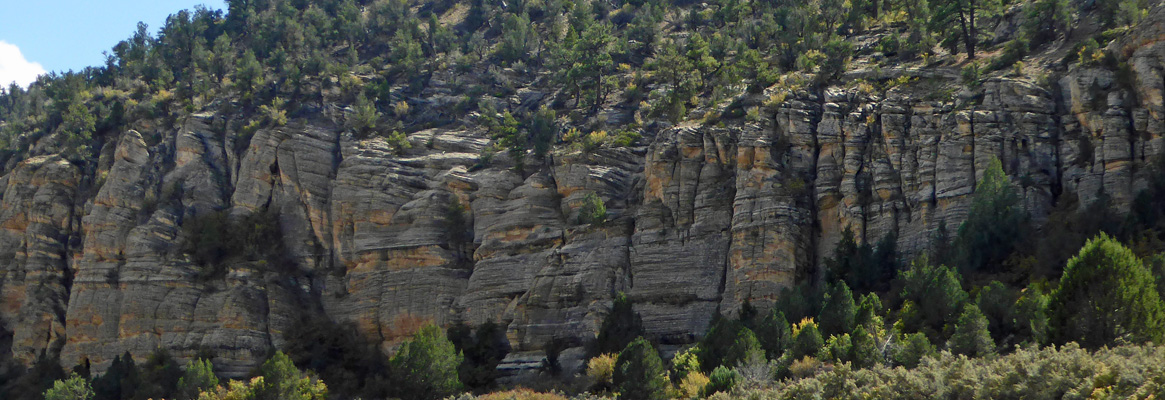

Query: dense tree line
[[580, 157, 1165, 398]]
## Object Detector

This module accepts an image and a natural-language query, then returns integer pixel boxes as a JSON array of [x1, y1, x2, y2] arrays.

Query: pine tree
[[819, 282, 856, 337], [613, 337, 669, 400], [1048, 234, 1165, 348], [754, 309, 792, 360], [850, 325, 879, 368], [790, 319, 824, 360], [390, 324, 464, 400], [947, 304, 996, 357], [176, 359, 218, 400], [591, 292, 645, 357], [954, 158, 1025, 274]]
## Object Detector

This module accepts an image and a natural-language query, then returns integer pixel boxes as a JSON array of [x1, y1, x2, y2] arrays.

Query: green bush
[[762, 343, 1165, 399], [44, 374, 94, 400], [613, 337, 669, 400], [577, 192, 608, 225], [1049, 234, 1165, 348], [703, 366, 739, 396], [892, 332, 936, 368]]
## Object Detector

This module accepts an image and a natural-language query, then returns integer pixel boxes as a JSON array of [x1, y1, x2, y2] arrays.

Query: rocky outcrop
[[3, 7, 1165, 379]]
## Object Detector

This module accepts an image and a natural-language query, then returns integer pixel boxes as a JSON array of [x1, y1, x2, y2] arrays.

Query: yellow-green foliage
[[677, 371, 710, 399], [586, 353, 617, 391]]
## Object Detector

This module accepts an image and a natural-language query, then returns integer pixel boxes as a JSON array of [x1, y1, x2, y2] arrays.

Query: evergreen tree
[[850, 325, 879, 368], [390, 324, 464, 400], [1048, 234, 1165, 348], [954, 158, 1026, 275], [255, 351, 327, 400], [790, 319, 824, 360], [975, 281, 1019, 345], [929, 0, 1001, 58], [175, 359, 218, 400], [896, 260, 968, 342], [613, 337, 669, 400], [92, 352, 139, 400], [754, 309, 792, 360], [818, 282, 856, 338], [590, 292, 645, 357], [697, 316, 761, 371], [447, 321, 511, 390], [947, 304, 996, 357], [132, 349, 182, 400]]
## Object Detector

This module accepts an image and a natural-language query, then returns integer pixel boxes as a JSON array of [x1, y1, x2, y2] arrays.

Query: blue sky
[[1, 0, 226, 88]]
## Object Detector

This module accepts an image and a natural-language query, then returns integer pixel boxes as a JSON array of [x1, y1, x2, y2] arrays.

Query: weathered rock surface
[[3, 8, 1165, 379]]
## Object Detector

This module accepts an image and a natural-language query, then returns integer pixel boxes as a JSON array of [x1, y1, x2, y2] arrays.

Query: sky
[[0, 0, 226, 88]]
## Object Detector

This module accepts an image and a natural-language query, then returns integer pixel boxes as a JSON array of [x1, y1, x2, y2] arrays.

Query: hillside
[[2, 0, 1165, 398]]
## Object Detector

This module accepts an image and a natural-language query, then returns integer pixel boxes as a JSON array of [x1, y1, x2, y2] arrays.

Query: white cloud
[[0, 41, 47, 89]]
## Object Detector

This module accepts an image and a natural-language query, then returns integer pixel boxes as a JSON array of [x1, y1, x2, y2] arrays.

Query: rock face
[[3, 9, 1165, 379]]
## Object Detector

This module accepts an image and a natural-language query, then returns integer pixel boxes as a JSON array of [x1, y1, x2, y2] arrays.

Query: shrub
[[677, 371, 710, 399], [386, 130, 411, 154], [669, 346, 701, 383], [702, 366, 739, 396], [613, 337, 669, 400], [892, 332, 936, 368], [44, 374, 93, 400], [1048, 234, 1165, 348], [586, 354, 617, 393], [577, 192, 608, 225], [961, 62, 982, 88], [390, 324, 464, 400]]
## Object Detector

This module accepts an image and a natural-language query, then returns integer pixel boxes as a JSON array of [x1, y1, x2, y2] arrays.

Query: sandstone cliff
[[2, 4, 1165, 379]]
